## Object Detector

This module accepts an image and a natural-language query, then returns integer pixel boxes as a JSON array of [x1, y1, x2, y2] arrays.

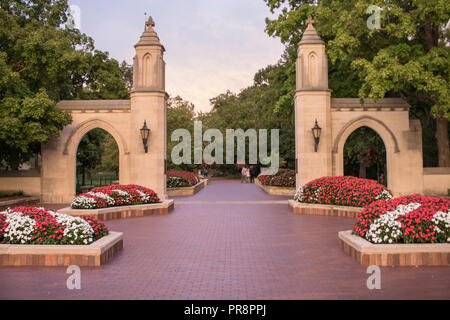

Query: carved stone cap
[[135, 16, 165, 50], [299, 17, 325, 45]]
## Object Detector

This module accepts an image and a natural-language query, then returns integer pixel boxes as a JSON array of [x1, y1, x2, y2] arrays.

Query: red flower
[[167, 171, 200, 187], [353, 194, 450, 243]]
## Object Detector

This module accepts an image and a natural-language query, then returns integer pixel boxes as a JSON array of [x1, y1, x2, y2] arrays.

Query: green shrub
[[0, 191, 24, 198]]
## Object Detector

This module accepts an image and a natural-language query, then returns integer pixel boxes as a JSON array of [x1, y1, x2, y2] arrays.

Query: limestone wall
[[330, 99, 424, 196], [423, 168, 450, 196], [41, 105, 132, 203], [0, 171, 41, 196]]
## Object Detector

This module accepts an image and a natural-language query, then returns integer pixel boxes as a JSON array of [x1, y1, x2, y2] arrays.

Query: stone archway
[[63, 119, 130, 156], [66, 119, 129, 196], [332, 116, 397, 191], [294, 19, 424, 196], [40, 17, 168, 203]]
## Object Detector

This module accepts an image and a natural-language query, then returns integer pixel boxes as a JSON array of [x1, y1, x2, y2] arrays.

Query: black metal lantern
[[312, 119, 322, 152], [140, 120, 150, 153]]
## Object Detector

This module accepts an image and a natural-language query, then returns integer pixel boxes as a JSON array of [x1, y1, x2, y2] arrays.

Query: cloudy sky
[[68, 0, 285, 112]]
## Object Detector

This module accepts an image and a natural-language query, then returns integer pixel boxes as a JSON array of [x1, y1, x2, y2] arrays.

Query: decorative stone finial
[[135, 14, 164, 50], [146, 16, 155, 30], [299, 15, 324, 45]]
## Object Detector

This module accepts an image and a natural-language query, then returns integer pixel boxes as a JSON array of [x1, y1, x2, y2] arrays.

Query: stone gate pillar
[[129, 17, 168, 200], [295, 18, 332, 188]]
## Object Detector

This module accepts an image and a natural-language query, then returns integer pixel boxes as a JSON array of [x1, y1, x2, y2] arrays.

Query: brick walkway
[[1, 180, 449, 300]]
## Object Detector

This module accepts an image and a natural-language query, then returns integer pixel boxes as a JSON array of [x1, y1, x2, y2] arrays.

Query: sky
[[68, 0, 285, 112]]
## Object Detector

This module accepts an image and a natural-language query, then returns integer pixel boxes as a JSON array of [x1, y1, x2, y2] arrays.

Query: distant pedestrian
[[241, 167, 247, 183], [250, 166, 256, 183], [246, 166, 251, 183]]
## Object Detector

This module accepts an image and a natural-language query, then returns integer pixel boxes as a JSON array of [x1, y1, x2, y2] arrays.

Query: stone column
[[129, 17, 168, 200], [295, 18, 332, 188]]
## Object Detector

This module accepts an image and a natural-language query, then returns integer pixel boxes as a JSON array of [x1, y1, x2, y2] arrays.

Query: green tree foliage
[[344, 127, 386, 184], [97, 134, 119, 175], [167, 96, 196, 171], [264, 0, 449, 167], [76, 128, 106, 185], [0, 0, 131, 169], [198, 61, 296, 173]]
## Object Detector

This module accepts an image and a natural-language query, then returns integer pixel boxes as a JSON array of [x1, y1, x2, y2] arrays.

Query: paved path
[[1, 180, 449, 300]]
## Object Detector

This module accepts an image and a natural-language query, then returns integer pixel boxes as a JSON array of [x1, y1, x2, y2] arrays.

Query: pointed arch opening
[[343, 126, 387, 185], [76, 128, 119, 193], [333, 116, 399, 191], [308, 52, 318, 87], [143, 53, 153, 87]]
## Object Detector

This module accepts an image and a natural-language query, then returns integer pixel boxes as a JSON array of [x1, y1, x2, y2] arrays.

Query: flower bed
[[294, 176, 393, 207], [258, 169, 295, 188], [167, 171, 200, 188], [0, 207, 108, 245], [353, 194, 450, 244], [71, 184, 160, 210]]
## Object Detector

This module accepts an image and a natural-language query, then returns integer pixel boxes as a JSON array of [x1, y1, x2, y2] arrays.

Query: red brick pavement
[[0, 180, 449, 300]]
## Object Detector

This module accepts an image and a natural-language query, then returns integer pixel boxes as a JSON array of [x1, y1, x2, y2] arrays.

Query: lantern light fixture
[[140, 120, 151, 153], [312, 119, 322, 152]]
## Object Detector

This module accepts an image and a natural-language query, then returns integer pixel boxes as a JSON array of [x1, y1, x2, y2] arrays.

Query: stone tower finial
[[146, 16, 155, 30], [135, 14, 164, 49], [299, 15, 324, 45], [133, 14, 166, 92]]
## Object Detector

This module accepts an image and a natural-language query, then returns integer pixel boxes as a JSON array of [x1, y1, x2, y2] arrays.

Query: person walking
[[250, 166, 256, 183], [245, 166, 251, 183], [241, 166, 247, 183]]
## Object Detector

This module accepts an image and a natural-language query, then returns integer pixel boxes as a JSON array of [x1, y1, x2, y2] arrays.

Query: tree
[[264, 0, 449, 166], [167, 96, 196, 171], [0, 0, 131, 169], [97, 134, 119, 176], [76, 129, 106, 186], [76, 51, 130, 100], [344, 127, 386, 183], [198, 61, 297, 173]]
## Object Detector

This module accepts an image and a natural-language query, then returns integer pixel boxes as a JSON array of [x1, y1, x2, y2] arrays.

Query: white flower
[[0, 209, 100, 246], [432, 211, 450, 234], [294, 187, 304, 202], [87, 192, 115, 206], [376, 190, 393, 201], [49, 211, 94, 245], [137, 189, 150, 203], [366, 203, 421, 244], [112, 189, 129, 197], [3, 213, 36, 243]]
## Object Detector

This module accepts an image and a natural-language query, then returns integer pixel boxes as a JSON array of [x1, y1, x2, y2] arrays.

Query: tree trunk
[[359, 161, 367, 179], [82, 165, 86, 186], [436, 116, 450, 167]]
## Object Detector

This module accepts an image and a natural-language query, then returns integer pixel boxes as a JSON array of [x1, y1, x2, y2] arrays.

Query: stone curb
[[288, 200, 362, 218], [58, 200, 175, 221], [0, 231, 123, 267], [339, 230, 450, 267], [167, 180, 206, 197], [255, 179, 296, 197]]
